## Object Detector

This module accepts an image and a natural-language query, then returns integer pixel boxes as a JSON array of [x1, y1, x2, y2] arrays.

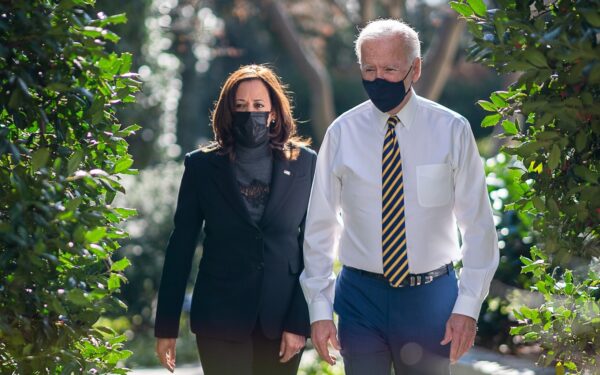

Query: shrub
[[0, 0, 139, 373], [477, 153, 535, 352], [452, 0, 599, 372]]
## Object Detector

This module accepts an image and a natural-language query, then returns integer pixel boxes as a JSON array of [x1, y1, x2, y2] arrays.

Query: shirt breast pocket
[[416, 163, 453, 208]]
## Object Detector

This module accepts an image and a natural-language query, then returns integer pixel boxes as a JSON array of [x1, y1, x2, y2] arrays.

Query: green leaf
[[113, 158, 133, 174], [467, 0, 487, 17], [574, 165, 598, 183], [509, 326, 523, 335], [563, 361, 578, 371], [523, 331, 540, 341], [535, 280, 547, 294], [31, 148, 50, 171], [477, 100, 497, 112], [119, 53, 133, 74], [85, 227, 107, 243], [67, 150, 84, 176], [589, 63, 600, 84], [89, 244, 108, 258], [67, 289, 89, 306], [546, 197, 559, 217], [524, 49, 548, 68], [564, 270, 572, 284], [501, 120, 518, 135], [581, 8, 600, 27], [532, 196, 545, 212], [114, 207, 137, 218], [80, 26, 120, 43], [575, 131, 587, 152], [108, 273, 121, 291], [547, 144, 560, 170], [481, 113, 501, 127], [116, 124, 142, 137], [564, 283, 574, 295], [92, 13, 128, 27], [450, 2, 474, 17], [490, 92, 507, 108], [520, 256, 533, 265], [111, 258, 131, 272]]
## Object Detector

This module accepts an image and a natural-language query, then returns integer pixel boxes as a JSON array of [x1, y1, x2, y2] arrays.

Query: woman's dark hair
[[203, 64, 310, 160]]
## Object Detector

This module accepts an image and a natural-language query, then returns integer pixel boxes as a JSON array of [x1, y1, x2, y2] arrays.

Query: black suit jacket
[[155, 146, 316, 341]]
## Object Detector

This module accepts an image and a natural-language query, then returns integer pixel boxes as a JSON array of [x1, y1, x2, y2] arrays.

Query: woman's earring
[[269, 119, 276, 128]]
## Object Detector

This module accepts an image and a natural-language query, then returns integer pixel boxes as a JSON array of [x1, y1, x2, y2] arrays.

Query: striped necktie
[[382, 116, 409, 287]]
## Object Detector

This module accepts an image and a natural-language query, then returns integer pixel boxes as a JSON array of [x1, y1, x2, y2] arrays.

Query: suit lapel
[[260, 156, 297, 227], [208, 153, 257, 228]]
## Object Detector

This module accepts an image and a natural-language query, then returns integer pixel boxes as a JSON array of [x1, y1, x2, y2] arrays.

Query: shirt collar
[[373, 88, 418, 132]]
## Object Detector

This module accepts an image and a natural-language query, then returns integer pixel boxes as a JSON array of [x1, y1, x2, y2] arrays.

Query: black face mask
[[232, 112, 270, 148], [362, 65, 413, 113]]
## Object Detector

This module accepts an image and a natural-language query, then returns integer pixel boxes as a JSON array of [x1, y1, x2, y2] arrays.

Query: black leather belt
[[344, 263, 453, 287]]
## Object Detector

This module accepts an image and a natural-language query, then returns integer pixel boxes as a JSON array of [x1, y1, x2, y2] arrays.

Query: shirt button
[[256, 263, 264, 270]]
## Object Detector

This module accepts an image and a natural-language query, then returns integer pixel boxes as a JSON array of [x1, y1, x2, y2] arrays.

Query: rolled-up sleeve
[[452, 120, 499, 320], [299, 126, 342, 323]]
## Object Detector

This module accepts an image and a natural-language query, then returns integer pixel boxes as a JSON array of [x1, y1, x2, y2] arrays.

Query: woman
[[154, 64, 316, 375]]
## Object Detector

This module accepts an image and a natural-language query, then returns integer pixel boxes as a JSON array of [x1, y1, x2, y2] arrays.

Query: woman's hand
[[279, 331, 306, 363], [156, 338, 177, 372]]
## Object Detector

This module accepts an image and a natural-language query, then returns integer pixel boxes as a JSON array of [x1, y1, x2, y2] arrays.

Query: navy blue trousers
[[334, 266, 458, 375]]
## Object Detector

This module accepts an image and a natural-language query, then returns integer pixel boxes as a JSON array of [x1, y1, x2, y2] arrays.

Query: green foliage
[[509, 249, 600, 373], [111, 161, 186, 331], [477, 153, 535, 351], [0, 0, 139, 373], [453, 0, 600, 372]]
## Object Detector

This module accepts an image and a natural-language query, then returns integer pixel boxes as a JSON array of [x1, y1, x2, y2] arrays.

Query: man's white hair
[[355, 19, 421, 66]]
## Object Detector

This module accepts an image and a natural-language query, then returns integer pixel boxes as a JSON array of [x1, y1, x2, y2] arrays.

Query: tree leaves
[[31, 148, 50, 171], [524, 49, 548, 68], [501, 119, 518, 135], [111, 258, 131, 272], [461, 0, 600, 371], [0, 1, 136, 373], [450, 2, 474, 17], [481, 113, 501, 127], [467, 0, 487, 17]]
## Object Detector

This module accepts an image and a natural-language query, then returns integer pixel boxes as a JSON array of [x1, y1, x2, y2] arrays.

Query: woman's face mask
[[232, 111, 270, 148]]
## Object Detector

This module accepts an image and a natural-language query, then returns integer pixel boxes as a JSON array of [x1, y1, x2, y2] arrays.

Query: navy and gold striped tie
[[382, 116, 409, 287]]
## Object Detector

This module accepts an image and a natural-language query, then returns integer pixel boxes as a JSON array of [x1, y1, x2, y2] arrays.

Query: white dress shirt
[[300, 90, 499, 323]]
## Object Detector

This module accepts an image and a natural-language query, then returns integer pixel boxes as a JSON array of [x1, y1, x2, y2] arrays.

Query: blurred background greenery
[[88, 0, 530, 370]]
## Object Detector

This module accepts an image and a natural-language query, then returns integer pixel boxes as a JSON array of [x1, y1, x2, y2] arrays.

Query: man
[[299, 19, 499, 375]]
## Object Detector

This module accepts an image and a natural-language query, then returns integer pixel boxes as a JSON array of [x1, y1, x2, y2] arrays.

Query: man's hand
[[311, 319, 341, 365], [156, 338, 177, 372], [440, 313, 477, 364], [279, 331, 306, 363]]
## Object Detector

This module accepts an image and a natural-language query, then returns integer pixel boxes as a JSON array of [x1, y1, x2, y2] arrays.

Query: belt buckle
[[410, 276, 416, 287], [424, 275, 434, 284]]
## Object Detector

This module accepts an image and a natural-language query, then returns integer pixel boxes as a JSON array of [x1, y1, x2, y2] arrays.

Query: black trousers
[[195, 326, 303, 375]]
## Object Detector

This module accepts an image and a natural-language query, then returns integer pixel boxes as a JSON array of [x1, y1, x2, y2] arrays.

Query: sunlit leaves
[[459, 0, 600, 372], [0, 0, 137, 373], [466, 0, 487, 17], [481, 113, 501, 127]]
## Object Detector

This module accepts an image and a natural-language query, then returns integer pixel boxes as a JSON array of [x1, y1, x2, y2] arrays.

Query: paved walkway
[[130, 366, 203, 375], [130, 347, 553, 375]]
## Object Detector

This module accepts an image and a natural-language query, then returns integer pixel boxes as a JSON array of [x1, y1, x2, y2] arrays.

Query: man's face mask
[[362, 65, 413, 113], [232, 111, 270, 148]]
